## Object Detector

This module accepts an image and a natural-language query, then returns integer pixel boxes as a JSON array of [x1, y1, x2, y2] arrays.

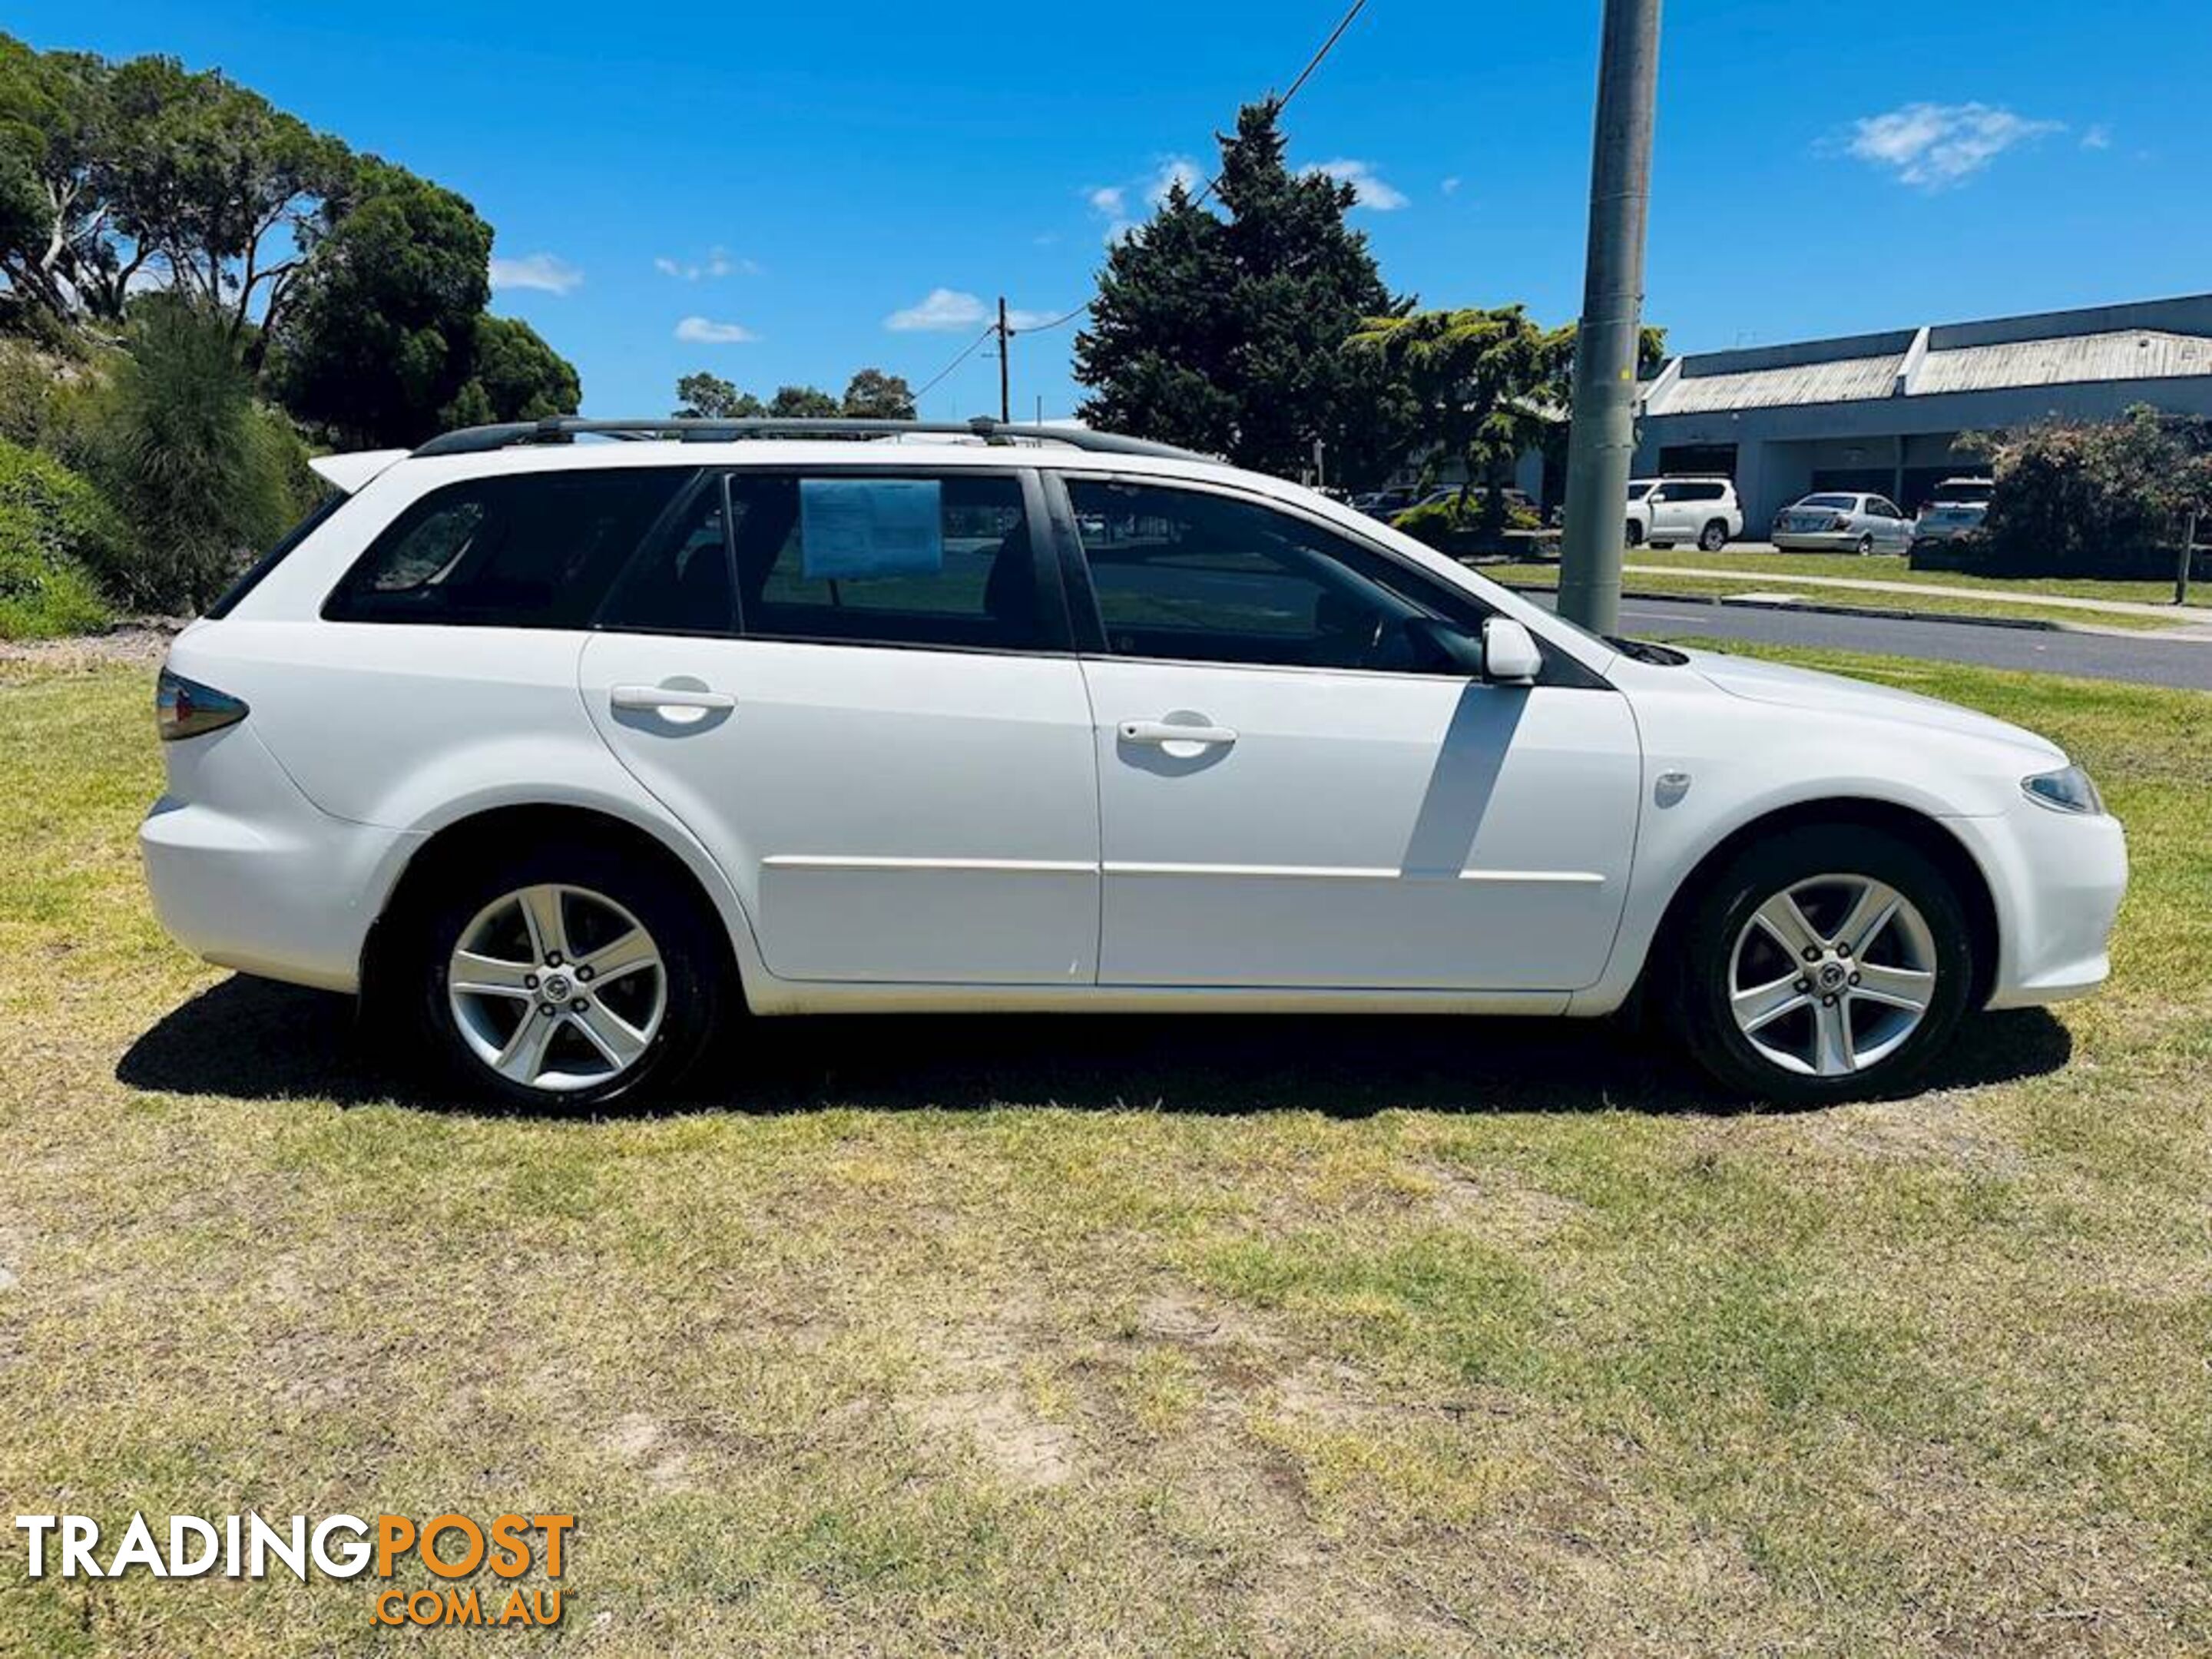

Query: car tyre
[[1698, 520, 1729, 553], [1670, 825, 1975, 1106], [1624, 518, 1645, 548], [399, 838, 725, 1108], [1856, 534, 1875, 555]]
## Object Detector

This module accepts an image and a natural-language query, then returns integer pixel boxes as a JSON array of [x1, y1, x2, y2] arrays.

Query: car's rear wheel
[[1856, 533, 1875, 555], [403, 840, 724, 1107], [1698, 519, 1729, 552], [1671, 826, 1975, 1104]]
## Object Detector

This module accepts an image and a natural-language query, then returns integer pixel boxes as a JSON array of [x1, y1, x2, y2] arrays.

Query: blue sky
[[15, 1, 2212, 423]]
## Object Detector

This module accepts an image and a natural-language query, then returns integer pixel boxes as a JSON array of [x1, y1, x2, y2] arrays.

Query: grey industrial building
[[1628, 292, 2212, 528]]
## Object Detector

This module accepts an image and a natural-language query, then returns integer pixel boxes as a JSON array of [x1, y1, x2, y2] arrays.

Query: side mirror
[[1481, 618, 1543, 685]]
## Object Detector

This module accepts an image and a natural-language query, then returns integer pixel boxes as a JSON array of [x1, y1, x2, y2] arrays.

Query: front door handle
[[611, 684, 736, 712], [1119, 719, 1237, 748]]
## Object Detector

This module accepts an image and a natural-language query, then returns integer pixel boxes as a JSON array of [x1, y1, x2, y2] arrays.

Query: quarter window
[[325, 469, 692, 628], [728, 472, 1051, 651], [1066, 479, 1478, 674]]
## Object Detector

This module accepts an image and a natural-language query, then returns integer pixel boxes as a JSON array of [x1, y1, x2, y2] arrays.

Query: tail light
[[157, 667, 249, 742], [1829, 515, 1853, 531]]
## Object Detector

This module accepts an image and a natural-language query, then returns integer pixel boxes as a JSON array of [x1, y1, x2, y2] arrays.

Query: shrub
[[0, 440, 121, 638], [1970, 406, 2210, 579], [54, 301, 319, 613], [1393, 492, 1542, 551], [0, 339, 63, 449]]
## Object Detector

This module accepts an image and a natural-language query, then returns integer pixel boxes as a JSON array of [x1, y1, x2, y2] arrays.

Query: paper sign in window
[[799, 479, 944, 579]]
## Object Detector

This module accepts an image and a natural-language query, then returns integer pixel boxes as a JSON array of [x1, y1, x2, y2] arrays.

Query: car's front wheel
[[402, 839, 724, 1108], [1671, 826, 1975, 1104]]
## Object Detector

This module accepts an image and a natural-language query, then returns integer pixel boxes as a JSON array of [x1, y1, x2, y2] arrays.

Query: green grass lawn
[[2, 653, 2209, 1654], [1483, 563, 2188, 632], [1624, 546, 2193, 605]]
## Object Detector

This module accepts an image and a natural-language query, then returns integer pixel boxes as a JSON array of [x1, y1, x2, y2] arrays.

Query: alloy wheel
[[445, 883, 667, 1093], [1727, 873, 1938, 1078]]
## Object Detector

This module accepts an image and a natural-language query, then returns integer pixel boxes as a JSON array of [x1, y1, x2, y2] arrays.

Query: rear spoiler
[[308, 449, 409, 496]]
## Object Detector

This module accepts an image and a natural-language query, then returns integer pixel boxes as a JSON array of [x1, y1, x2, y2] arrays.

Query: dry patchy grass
[[0, 653, 2207, 1654]]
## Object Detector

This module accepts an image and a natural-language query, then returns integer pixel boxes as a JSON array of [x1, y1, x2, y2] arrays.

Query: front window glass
[[1066, 479, 1472, 674]]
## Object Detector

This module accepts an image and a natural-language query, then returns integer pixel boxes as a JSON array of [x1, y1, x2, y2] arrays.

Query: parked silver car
[[1911, 502, 1989, 556], [1771, 492, 1914, 555]]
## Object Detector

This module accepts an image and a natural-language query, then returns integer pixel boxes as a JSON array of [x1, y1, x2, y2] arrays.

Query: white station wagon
[[143, 418, 2127, 1108]]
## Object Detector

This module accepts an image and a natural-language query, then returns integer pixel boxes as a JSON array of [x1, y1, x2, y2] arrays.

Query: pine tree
[[1075, 101, 1410, 487]]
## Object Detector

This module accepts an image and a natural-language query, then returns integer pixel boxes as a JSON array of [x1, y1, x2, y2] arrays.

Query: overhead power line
[[912, 322, 995, 402]]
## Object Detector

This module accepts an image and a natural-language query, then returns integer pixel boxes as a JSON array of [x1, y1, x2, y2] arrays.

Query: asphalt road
[[1525, 592, 2212, 690]]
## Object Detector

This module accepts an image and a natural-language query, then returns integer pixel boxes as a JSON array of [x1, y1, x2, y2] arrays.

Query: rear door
[[1055, 475, 1641, 991], [578, 466, 1102, 986], [1869, 498, 1909, 551]]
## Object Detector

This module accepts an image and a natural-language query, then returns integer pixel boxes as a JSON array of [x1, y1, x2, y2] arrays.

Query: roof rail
[[410, 415, 1222, 464]]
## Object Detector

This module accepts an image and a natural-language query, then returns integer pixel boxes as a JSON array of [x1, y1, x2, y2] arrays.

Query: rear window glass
[[728, 472, 1054, 651], [324, 469, 691, 628], [1800, 495, 1857, 509]]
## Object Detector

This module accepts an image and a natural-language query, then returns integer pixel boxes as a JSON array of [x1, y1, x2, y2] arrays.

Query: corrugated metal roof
[[1647, 352, 1904, 416], [1914, 329, 2212, 395]]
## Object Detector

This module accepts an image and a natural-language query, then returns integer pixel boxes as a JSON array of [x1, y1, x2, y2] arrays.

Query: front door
[[581, 467, 1101, 985], [1060, 477, 1641, 990]]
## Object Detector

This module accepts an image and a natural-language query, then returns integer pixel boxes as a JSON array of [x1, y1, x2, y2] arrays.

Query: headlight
[[2022, 764, 2103, 816]]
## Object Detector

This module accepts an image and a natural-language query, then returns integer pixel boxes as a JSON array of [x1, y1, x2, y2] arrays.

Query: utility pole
[[1556, 0, 1663, 634], [997, 296, 1012, 423]]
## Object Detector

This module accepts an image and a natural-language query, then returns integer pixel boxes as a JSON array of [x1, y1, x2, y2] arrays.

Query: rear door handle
[[1119, 720, 1237, 748], [611, 684, 736, 712]]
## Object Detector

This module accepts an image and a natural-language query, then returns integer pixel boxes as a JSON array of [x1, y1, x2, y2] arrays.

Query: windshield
[[1626, 482, 1654, 500], [1800, 494, 1856, 509]]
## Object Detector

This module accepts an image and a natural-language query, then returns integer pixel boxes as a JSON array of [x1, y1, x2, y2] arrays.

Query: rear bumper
[[140, 726, 418, 992], [1772, 531, 1863, 551]]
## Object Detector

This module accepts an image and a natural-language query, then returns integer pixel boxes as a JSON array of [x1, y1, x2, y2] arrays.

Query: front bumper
[[141, 724, 418, 992], [1959, 797, 2129, 1009]]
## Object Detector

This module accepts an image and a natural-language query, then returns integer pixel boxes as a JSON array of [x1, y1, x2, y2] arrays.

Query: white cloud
[[1086, 185, 1125, 217], [1843, 102, 2065, 188], [488, 253, 582, 295], [1307, 158, 1409, 211], [886, 287, 988, 331], [655, 247, 760, 280], [2081, 124, 2114, 151], [673, 316, 757, 344], [884, 288, 1057, 332], [1441, 176, 1462, 196]]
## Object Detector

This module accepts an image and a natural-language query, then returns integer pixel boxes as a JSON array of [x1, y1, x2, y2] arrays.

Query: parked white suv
[[144, 418, 2125, 1108], [1625, 477, 1742, 551]]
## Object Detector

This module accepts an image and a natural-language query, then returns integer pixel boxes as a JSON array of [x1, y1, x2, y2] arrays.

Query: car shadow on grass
[[117, 973, 2075, 1120]]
